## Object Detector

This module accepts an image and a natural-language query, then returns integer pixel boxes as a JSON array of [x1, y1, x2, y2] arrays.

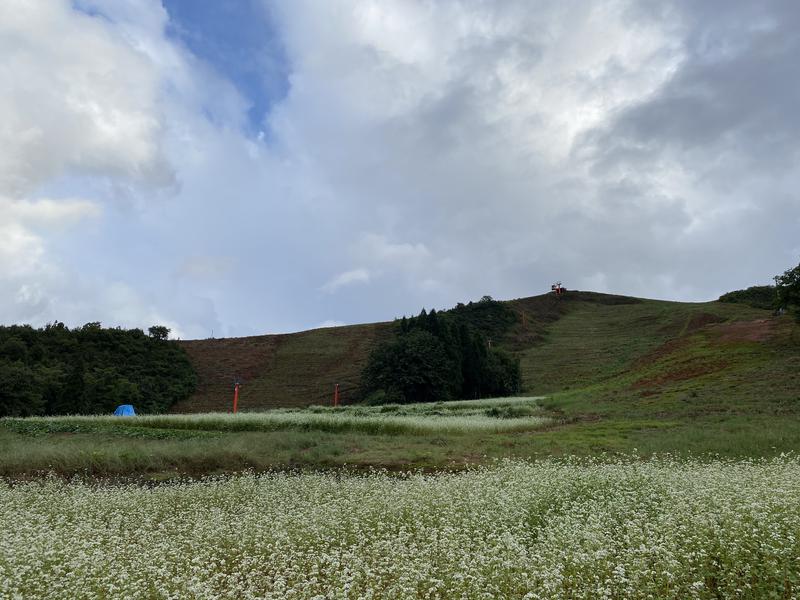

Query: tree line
[[0, 322, 196, 417], [361, 297, 521, 404]]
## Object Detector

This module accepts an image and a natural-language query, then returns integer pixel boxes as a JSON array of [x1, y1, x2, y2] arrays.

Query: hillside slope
[[173, 323, 390, 412], [176, 291, 798, 415]]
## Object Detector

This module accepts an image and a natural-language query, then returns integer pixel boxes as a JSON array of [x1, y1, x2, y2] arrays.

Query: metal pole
[[233, 383, 240, 414]]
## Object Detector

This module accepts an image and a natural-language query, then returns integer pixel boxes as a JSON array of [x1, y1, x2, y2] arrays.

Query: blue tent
[[113, 404, 136, 416]]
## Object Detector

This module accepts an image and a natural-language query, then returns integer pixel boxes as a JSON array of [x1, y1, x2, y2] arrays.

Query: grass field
[[2, 397, 549, 436], [3, 457, 799, 598], [0, 397, 554, 477], [3, 394, 800, 478]]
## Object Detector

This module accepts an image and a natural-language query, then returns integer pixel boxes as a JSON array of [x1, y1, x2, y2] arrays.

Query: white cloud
[[262, 0, 800, 312], [353, 234, 431, 269], [321, 268, 371, 293], [315, 319, 346, 329], [0, 0, 175, 196], [2, 197, 102, 227], [0, 0, 192, 330]]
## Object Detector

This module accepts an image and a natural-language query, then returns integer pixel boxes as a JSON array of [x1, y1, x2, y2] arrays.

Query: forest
[[0, 322, 195, 417]]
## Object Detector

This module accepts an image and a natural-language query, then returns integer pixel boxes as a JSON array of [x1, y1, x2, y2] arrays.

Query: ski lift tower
[[232, 375, 242, 414], [551, 281, 565, 296]]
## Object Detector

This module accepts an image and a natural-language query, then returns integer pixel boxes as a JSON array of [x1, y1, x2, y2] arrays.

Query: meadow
[[1, 396, 549, 436], [0, 397, 558, 477], [3, 392, 800, 478], [2, 456, 799, 598]]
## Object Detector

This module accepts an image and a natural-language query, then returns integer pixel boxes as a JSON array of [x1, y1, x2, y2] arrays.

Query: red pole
[[334, 383, 340, 407], [233, 383, 240, 414]]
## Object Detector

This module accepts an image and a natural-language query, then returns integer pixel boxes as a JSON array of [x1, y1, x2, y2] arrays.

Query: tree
[[148, 325, 170, 340], [0, 338, 28, 362], [361, 300, 523, 404], [362, 330, 460, 403], [775, 261, 800, 321], [483, 349, 522, 396], [0, 362, 44, 417], [459, 322, 487, 399], [84, 367, 141, 414]]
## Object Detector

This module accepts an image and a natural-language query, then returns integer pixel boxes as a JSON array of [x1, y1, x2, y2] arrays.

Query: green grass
[[0, 397, 554, 476], [2, 396, 549, 436]]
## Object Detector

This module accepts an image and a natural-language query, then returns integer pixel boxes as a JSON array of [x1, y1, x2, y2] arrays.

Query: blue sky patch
[[162, 0, 289, 135]]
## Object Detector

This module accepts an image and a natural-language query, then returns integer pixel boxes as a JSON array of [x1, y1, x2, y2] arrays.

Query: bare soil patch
[[713, 319, 777, 343], [633, 359, 729, 390]]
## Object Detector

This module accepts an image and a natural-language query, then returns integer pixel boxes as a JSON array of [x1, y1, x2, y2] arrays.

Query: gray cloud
[[576, 0, 800, 294], [588, 1, 800, 169]]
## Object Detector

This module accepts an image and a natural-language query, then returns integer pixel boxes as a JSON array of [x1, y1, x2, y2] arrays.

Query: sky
[[1, 0, 798, 339]]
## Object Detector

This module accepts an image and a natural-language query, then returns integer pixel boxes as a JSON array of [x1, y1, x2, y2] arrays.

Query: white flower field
[[2, 456, 799, 599]]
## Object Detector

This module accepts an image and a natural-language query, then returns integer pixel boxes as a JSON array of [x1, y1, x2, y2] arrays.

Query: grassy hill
[[169, 288, 800, 459], [2, 290, 797, 477], [178, 290, 797, 415], [505, 292, 800, 456]]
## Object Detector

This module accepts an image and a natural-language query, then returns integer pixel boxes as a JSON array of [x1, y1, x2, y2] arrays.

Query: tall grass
[[0, 397, 551, 436]]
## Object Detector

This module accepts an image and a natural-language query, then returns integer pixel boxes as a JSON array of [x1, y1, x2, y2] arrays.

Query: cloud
[[0, 0, 209, 332], [0, 0, 175, 197], [2, 0, 799, 337], [321, 268, 370, 293], [261, 0, 699, 308], [2, 197, 102, 228], [174, 256, 235, 281], [315, 319, 346, 329], [263, 0, 800, 312], [353, 234, 431, 269], [573, 0, 800, 291]]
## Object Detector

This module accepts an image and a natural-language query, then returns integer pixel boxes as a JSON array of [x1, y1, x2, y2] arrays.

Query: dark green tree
[[0, 338, 28, 362], [719, 285, 777, 310], [775, 262, 800, 321], [483, 349, 522, 396], [148, 325, 170, 341], [362, 298, 522, 404], [399, 316, 409, 333], [362, 329, 460, 403], [0, 362, 44, 417]]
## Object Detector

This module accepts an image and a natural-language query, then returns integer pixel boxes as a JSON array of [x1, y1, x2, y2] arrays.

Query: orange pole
[[334, 383, 340, 407], [233, 383, 240, 414]]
